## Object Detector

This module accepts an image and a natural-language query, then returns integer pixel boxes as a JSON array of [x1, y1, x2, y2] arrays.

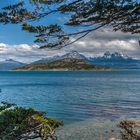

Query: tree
[[0, 0, 139, 48], [0, 102, 63, 140]]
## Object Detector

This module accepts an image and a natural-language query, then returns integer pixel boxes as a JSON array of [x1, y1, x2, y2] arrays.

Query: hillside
[[30, 50, 87, 65], [14, 58, 109, 71]]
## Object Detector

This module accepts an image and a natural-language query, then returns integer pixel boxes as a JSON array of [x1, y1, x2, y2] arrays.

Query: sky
[[0, 0, 140, 63]]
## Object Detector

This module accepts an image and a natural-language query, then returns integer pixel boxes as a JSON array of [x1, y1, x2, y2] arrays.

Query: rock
[[108, 137, 120, 140]]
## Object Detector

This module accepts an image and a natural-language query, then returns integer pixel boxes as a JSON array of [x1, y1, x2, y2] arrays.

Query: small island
[[13, 58, 110, 71], [13, 51, 111, 71]]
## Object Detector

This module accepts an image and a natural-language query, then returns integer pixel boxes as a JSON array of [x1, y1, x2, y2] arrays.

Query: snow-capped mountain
[[99, 51, 132, 60], [15, 51, 107, 71], [31, 51, 87, 65], [88, 51, 140, 69], [26, 51, 140, 70], [61, 50, 86, 60], [0, 59, 26, 71]]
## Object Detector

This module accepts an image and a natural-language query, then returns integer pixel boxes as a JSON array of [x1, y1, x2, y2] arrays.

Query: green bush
[[0, 102, 63, 140]]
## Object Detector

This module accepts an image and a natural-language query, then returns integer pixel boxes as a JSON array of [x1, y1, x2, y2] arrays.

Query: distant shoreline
[[1, 68, 140, 72], [12, 68, 113, 72]]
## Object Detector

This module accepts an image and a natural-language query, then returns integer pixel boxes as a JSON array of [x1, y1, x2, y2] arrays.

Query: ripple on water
[[0, 71, 140, 123]]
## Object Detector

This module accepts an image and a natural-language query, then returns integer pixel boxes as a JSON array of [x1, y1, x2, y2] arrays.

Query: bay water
[[0, 70, 140, 124]]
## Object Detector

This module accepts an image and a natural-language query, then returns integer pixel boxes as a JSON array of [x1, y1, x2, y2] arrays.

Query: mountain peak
[[6, 59, 14, 62], [69, 50, 80, 55], [0, 59, 26, 71], [103, 51, 132, 60], [30, 50, 87, 65], [88, 51, 140, 69], [62, 50, 86, 60], [104, 51, 111, 58], [5, 59, 24, 64]]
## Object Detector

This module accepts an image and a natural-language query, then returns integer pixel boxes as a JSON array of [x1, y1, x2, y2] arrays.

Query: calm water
[[0, 71, 140, 123]]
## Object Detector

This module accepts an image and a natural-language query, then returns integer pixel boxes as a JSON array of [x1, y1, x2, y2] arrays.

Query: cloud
[[68, 29, 140, 58], [0, 43, 68, 63], [0, 28, 140, 63]]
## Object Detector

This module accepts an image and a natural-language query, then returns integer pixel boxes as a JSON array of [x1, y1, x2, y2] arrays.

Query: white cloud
[[0, 28, 140, 63], [69, 29, 140, 58], [0, 43, 68, 63]]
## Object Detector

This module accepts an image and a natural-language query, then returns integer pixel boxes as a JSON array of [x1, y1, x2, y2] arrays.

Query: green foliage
[[0, 0, 139, 48], [0, 102, 63, 140], [30, 0, 65, 5], [0, 1, 36, 24], [22, 23, 69, 48], [65, 0, 140, 34]]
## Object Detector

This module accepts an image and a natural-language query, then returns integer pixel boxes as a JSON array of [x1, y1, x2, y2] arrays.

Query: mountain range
[[30, 51, 87, 65], [88, 51, 140, 69], [0, 59, 26, 71], [1, 51, 140, 71], [14, 51, 107, 71], [29, 50, 140, 69]]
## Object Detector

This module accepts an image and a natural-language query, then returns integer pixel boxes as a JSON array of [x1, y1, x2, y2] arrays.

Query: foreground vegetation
[[0, 102, 63, 140], [0, 0, 139, 49], [0, 102, 140, 140]]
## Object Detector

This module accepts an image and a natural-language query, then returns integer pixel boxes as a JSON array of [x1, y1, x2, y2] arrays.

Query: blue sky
[[0, 0, 139, 45], [0, 0, 59, 45], [0, 0, 76, 45], [0, 0, 140, 62], [0, 0, 34, 44]]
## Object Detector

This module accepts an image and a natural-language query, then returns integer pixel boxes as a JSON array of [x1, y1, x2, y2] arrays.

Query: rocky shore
[[56, 119, 140, 140]]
